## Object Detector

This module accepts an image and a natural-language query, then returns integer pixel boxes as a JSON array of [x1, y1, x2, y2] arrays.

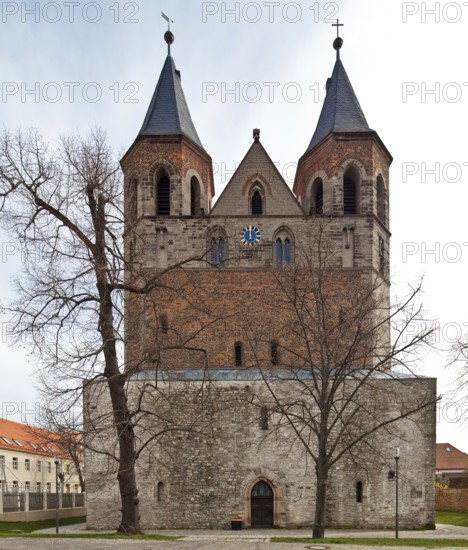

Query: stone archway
[[242, 471, 282, 528]]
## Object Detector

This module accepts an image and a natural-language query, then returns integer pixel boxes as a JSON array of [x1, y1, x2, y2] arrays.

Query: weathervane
[[162, 12, 174, 55], [332, 19, 344, 59]]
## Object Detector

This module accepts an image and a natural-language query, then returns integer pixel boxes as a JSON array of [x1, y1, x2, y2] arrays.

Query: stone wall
[[84, 374, 436, 530]]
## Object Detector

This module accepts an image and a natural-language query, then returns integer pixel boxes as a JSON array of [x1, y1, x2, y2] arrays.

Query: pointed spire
[[304, 31, 372, 154], [138, 29, 206, 152]]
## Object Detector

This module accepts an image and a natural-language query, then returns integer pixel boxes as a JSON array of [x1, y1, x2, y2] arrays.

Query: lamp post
[[395, 448, 400, 539], [54, 456, 60, 534]]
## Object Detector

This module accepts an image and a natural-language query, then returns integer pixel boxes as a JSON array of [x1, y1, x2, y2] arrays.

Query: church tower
[[294, 33, 392, 276], [120, 30, 214, 371], [121, 28, 214, 265]]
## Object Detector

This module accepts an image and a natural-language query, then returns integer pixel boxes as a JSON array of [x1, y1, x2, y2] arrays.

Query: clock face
[[241, 225, 261, 246]]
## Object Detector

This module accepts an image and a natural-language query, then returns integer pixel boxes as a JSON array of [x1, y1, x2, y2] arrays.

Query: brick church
[[85, 27, 436, 530]]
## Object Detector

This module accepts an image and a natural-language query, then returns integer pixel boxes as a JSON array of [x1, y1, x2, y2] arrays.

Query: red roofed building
[[0, 418, 83, 494], [436, 443, 468, 484]]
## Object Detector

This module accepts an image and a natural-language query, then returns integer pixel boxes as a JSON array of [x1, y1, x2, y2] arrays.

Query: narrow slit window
[[356, 481, 363, 503], [160, 314, 168, 335], [234, 342, 243, 367], [157, 481, 165, 503], [260, 407, 268, 430], [271, 342, 279, 365]]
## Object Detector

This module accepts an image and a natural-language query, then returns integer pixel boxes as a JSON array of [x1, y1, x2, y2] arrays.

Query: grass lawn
[[0, 516, 86, 534], [273, 512, 468, 546], [0, 517, 181, 540], [436, 511, 468, 528]]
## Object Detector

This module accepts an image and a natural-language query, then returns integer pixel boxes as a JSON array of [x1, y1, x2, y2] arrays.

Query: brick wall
[[436, 488, 468, 512]]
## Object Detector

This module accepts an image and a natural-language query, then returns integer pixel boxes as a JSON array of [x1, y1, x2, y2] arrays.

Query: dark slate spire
[[305, 48, 371, 154], [139, 32, 205, 152]]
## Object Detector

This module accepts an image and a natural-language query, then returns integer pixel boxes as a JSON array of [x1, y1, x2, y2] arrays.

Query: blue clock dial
[[240, 225, 261, 246]]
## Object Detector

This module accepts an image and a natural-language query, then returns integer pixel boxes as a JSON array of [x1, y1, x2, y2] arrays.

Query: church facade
[[84, 29, 436, 530]]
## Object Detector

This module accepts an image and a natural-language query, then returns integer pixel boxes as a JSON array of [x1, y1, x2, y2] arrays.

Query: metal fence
[[1, 492, 85, 514]]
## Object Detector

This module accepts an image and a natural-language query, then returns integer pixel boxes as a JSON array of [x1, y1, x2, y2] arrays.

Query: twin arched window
[[275, 238, 291, 267], [210, 237, 225, 266], [274, 229, 293, 267], [208, 228, 227, 267]]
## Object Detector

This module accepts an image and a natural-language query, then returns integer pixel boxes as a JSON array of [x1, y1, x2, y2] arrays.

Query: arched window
[[343, 166, 360, 215], [274, 229, 293, 267], [376, 175, 386, 224], [157, 481, 165, 503], [234, 342, 243, 366], [355, 481, 363, 503], [271, 341, 279, 365], [210, 237, 226, 267], [251, 190, 263, 215], [310, 178, 323, 215], [157, 176, 170, 215], [190, 176, 201, 217]]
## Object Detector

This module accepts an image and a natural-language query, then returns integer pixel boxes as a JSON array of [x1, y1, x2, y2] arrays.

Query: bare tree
[[0, 128, 216, 533], [26, 405, 85, 493], [241, 222, 438, 539]]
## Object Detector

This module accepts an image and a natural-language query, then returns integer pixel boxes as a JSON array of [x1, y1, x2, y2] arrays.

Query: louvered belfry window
[[157, 176, 170, 215], [343, 178, 356, 214], [251, 190, 263, 215]]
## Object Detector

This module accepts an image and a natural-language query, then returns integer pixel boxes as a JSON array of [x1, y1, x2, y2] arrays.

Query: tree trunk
[[313, 463, 328, 539], [102, 308, 141, 534]]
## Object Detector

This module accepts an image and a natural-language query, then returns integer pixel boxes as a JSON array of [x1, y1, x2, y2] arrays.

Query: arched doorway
[[250, 480, 274, 528]]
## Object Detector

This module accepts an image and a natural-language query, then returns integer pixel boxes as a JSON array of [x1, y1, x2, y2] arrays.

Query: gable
[[211, 140, 303, 216]]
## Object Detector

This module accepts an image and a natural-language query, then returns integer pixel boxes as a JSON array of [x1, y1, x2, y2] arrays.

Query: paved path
[[0, 523, 465, 550]]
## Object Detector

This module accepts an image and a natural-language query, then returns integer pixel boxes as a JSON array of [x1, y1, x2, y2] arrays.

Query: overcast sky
[[1, 0, 467, 451]]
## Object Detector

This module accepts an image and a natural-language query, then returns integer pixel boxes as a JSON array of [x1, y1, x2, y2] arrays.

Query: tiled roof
[[436, 443, 468, 470], [0, 418, 66, 458], [139, 55, 205, 152], [305, 58, 371, 154]]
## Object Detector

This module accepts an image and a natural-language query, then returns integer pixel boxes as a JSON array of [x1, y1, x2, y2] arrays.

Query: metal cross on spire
[[332, 19, 344, 59], [332, 18, 343, 38], [161, 12, 173, 30], [162, 12, 175, 55]]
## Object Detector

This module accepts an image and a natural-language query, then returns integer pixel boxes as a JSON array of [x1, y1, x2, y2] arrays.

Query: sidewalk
[[37, 522, 468, 540]]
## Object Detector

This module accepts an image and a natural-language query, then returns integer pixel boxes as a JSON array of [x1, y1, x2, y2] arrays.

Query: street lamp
[[54, 456, 60, 534], [387, 447, 400, 539], [395, 448, 400, 539]]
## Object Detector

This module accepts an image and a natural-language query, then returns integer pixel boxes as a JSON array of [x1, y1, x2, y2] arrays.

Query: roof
[[436, 443, 468, 471], [305, 58, 371, 154], [0, 418, 69, 459], [139, 55, 205, 152]]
